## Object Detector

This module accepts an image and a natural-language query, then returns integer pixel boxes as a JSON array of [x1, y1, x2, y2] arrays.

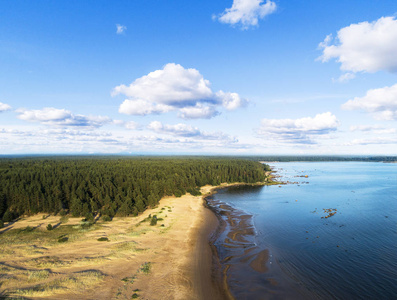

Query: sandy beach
[[0, 185, 228, 300]]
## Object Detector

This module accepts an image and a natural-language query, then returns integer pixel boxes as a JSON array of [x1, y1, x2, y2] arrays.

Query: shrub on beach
[[150, 215, 157, 226]]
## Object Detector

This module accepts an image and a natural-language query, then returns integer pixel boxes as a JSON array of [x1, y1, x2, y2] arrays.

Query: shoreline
[[203, 182, 307, 300], [201, 182, 269, 300], [0, 182, 270, 300]]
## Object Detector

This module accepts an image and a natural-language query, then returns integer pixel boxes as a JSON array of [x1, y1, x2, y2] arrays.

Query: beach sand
[[0, 185, 227, 300]]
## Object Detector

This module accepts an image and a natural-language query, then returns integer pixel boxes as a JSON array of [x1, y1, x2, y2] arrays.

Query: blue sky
[[1, 0, 397, 155]]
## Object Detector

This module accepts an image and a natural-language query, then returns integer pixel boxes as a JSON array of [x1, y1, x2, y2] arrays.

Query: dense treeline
[[248, 156, 397, 162], [0, 157, 270, 222]]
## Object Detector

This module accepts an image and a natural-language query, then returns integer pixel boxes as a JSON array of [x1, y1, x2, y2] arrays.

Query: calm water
[[211, 162, 397, 300]]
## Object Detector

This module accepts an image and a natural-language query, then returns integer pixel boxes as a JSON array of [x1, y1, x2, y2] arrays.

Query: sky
[[1, 0, 397, 155]]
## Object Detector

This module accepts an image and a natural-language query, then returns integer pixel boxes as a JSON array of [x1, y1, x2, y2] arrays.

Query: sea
[[208, 162, 397, 300]]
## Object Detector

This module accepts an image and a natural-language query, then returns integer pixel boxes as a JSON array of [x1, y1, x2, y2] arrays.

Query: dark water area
[[208, 162, 397, 300]]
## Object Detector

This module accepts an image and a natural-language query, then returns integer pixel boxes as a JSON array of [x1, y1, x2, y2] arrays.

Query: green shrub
[[59, 209, 68, 216], [57, 235, 68, 243], [101, 215, 112, 222], [97, 237, 109, 242], [84, 212, 94, 221], [46, 224, 53, 231], [132, 293, 139, 299], [21, 226, 35, 233], [140, 262, 151, 274], [187, 188, 202, 196], [150, 215, 157, 226]]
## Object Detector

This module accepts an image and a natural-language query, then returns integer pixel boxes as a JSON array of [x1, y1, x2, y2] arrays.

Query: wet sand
[[205, 184, 307, 300]]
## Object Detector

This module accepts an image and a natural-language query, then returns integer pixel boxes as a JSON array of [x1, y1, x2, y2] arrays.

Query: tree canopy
[[0, 156, 270, 221]]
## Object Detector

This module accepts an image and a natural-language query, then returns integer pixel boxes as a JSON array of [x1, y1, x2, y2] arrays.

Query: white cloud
[[215, 0, 277, 30], [342, 84, 397, 120], [347, 137, 397, 146], [319, 16, 397, 73], [350, 125, 396, 134], [16, 107, 112, 128], [113, 63, 246, 119], [116, 24, 127, 34], [0, 102, 11, 112], [147, 121, 236, 142], [118, 99, 173, 115], [124, 121, 139, 130], [148, 121, 201, 137], [178, 104, 219, 119], [334, 73, 356, 83], [258, 112, 340, 144], [217, 91, 248, 110]]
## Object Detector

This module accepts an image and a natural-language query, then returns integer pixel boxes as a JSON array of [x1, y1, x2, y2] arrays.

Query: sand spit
[[0, 186, 225, 300]]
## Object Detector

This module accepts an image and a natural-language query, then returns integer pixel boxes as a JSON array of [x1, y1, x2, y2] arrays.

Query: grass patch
[[139, 262, 151, 274], [60, 216, 69, 223], [28, 270, 50, 282], [9, 270, 105, 298]]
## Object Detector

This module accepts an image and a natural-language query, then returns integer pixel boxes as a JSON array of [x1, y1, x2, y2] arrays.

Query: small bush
[[84, 212, 94, 221], [59, 209, 68, 216], [140, 262, 151, 274], [60, 216, 69, 223], [46, 224, 53, 231], [79, 220, 93, 229], [20, 226, 35, 233], [101, 215, 112, 222], [97, 237, 109, 242], [150, 215, 157, 226], [58, 235, 68, 243], [132, 293, 139, 299]]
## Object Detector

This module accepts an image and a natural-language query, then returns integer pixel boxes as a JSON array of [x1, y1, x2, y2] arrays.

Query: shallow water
[[210, 162, 397, 300]]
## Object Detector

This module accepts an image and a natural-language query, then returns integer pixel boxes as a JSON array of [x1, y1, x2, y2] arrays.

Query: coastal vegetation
[[0, 156, 270, 222]]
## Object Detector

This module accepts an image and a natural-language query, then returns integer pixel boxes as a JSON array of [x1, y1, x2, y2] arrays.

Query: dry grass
[[10, 270, 105, 298], [0, 188, 215, 299]]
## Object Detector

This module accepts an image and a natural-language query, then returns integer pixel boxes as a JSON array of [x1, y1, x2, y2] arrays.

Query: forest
[[0, 156, 270, 223], [249, 155, 397, 162]]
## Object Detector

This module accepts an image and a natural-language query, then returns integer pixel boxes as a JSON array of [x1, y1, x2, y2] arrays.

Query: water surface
[[210, 162, 397, 299]]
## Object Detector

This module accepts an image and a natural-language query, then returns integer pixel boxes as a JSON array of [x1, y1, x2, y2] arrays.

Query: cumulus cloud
[[16, 107, 112, 128], [350, 125, 396, 134], [258, 112, 340, 144], [116, 24, 127, 34], [342, 84, 397, 120], [215, 0, 277, 30], [178, 104, 219, 119], [112, 63, 246, 119], [119, 99, 172, 115], [0, 102, 11, 112], [319, 16, 397, 73], [147, 121, 236, 142], [217, 91, 248, 110]]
